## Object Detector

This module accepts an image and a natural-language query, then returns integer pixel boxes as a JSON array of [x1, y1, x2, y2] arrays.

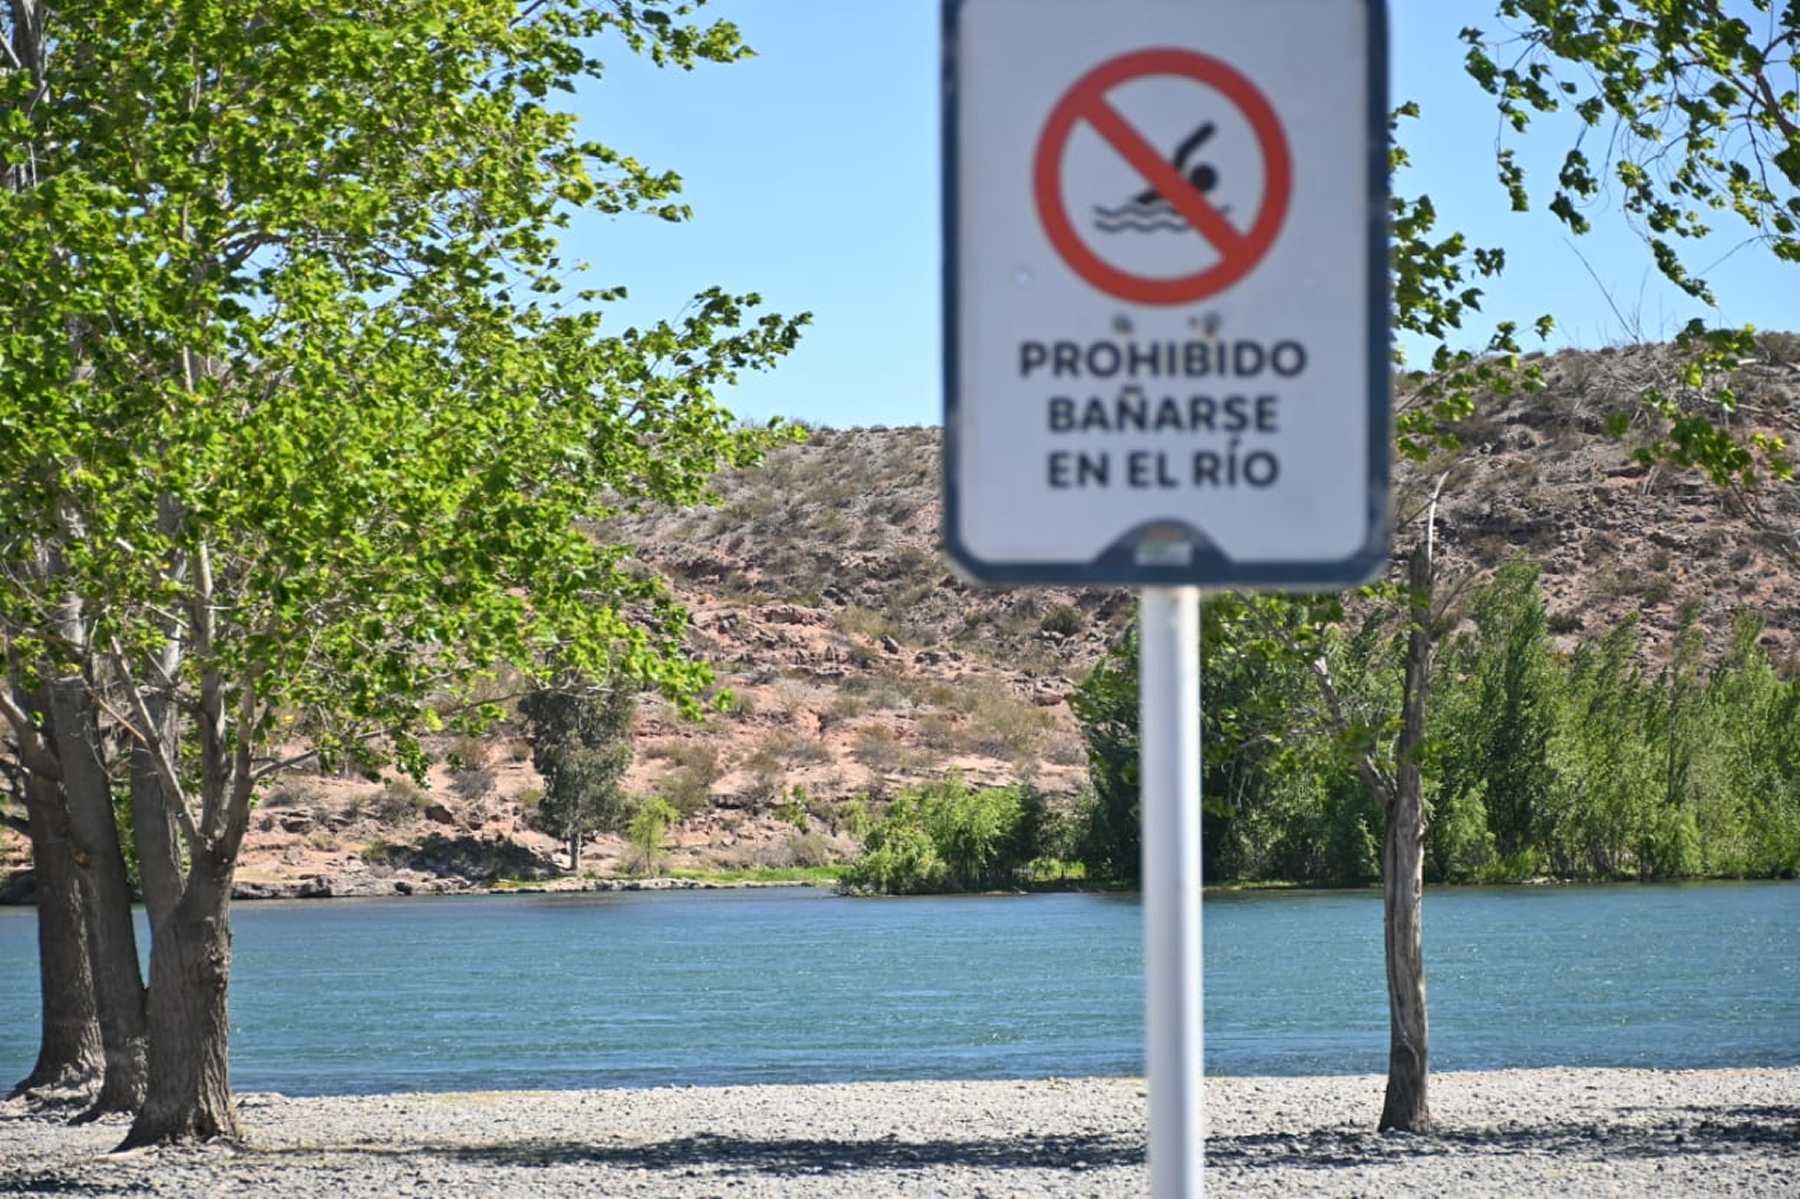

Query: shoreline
[[4, 1067, 1796, 1196], [5, 871, 1794, 907], [0, 872, 834, 906]]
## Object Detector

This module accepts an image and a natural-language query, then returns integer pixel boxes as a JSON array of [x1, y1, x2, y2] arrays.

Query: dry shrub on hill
[[916, 712, 965, 752], [1760, 332, 1800, 365], [778, 829, 835, 868], [834, 605, 899, 641], [963, 685, 1054, 762], [375, 778, 431, 825], [448, 736, 497, 802], [262, 783, 316, 810], [825, 691, 869, 722], [653, 744, 722, 816], [741, 730, 826, 801], [1040, 604, 1085, 637], [851, 725, 908, 772], [841, 673, 907, 712]]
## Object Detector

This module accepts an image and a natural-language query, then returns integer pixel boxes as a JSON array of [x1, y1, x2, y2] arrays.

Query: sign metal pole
[[1140, 586, 1203, 1197], [944, 7, 1388, 1189]]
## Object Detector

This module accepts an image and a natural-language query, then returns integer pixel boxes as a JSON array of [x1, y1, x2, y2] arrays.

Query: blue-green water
[[1, 883, 1795, 1096]]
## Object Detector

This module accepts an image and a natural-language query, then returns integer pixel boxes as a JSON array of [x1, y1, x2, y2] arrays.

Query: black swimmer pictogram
[[1091, 122, 1229, 233]]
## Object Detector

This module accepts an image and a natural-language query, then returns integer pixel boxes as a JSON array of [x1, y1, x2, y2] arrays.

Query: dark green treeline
[[846, 563, 1800, 893]]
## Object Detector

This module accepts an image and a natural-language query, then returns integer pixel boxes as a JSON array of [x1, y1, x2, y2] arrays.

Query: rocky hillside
[[5, 340, 1799, 899], [1413, 339, 1800, 661]]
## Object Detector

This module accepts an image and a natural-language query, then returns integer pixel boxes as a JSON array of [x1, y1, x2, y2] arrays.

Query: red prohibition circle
[[1033, 48, 1293, 306]]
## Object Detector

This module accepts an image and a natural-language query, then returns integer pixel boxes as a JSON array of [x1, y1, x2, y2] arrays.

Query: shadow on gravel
[[237, 1106, 1800, 1180], [15, 1107, 1791, 1187], [1203, 1105, 1800, 1173], [0, 1177, 150, 1196], [269, 1131, 1145, 1176]]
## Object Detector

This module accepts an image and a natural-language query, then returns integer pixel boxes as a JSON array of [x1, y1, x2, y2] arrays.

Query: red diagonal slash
[[1032, 48, 1292, 306], [1080, 97, 1247, 259]]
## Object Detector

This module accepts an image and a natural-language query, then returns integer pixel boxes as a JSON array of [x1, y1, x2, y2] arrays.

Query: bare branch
[[1564, 237, 1641, 343], [1425, 471, 1450, 568], [0, 686, 35, 742]]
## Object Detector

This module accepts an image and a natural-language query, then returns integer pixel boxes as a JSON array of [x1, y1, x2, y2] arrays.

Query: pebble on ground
[[3, 1067, 1797, 1197]]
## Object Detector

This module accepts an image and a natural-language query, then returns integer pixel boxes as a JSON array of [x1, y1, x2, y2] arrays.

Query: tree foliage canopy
[[520, 685, 635, 853], [1462, 1, 1799, 490], [0, 0, 807, 820], [1, 0, 805, 1143], [1464, 0, 1799, 298]]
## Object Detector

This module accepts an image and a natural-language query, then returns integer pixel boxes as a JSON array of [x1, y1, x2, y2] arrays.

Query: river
[[2, 882, 1795, 1096]]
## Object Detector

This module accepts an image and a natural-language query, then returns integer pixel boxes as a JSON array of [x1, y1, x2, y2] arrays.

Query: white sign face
[[943, 0, 1390, 586]]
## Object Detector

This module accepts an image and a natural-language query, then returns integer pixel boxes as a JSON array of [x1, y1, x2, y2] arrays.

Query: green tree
[[626, 796, 678, 876], [1069, 630, 1142, 883], [1547, 620, 1660, 878], [842, 787, 944, 896], [519, 686, 636, 875], [1640, 616, 1709, 878], [1702, 615, 1800, 876], [0, 0, 803, 1146], [923, 777, 1025, 891], [843, 777, 1040, 895], [1013, 785, 1076, 876], [1433, 563, 1558, 870], [1071, 600, 1331, 885]]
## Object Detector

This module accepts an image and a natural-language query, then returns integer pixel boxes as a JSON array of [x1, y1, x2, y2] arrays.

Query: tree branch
[[1425, 471, 1449, 567], [1308, 653, 1397, 804], [0, 680, 61, 782], [213, 667, 259, 851], [1752, 67, 1800, 144], [107, 636, 205, 855], [191, 538, 232, 841]]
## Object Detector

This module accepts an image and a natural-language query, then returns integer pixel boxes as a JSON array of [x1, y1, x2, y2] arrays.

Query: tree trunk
[[1380, 543, 1433, 1134], [569, 827, 582, 874], [11, 775, 103, 1100], [119, 851, 241, 1147], [47, 679, 148, 1116]]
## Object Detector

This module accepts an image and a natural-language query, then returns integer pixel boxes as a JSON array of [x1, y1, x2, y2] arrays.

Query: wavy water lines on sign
[[1092, 197, 1194, 233], [1089, 121, 1232, 234]]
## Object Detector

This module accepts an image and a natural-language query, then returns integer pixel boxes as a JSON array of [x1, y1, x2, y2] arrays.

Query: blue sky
[[567, 2, 1795, 429]]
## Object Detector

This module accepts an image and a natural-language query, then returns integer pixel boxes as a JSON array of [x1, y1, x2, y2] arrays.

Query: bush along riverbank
[[840, 565, 1800, 897], [1067, 564, 1800, 893]]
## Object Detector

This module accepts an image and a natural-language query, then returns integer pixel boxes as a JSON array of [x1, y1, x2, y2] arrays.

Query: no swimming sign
[[943, 0, 1391, 587]]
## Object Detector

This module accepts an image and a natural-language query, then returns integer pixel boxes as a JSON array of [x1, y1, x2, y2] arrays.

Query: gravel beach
[[3, 1067, 1796, 1196]]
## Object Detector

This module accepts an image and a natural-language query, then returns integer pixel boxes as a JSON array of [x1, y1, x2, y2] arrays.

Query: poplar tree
[[0, 0, 804, 1146]]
